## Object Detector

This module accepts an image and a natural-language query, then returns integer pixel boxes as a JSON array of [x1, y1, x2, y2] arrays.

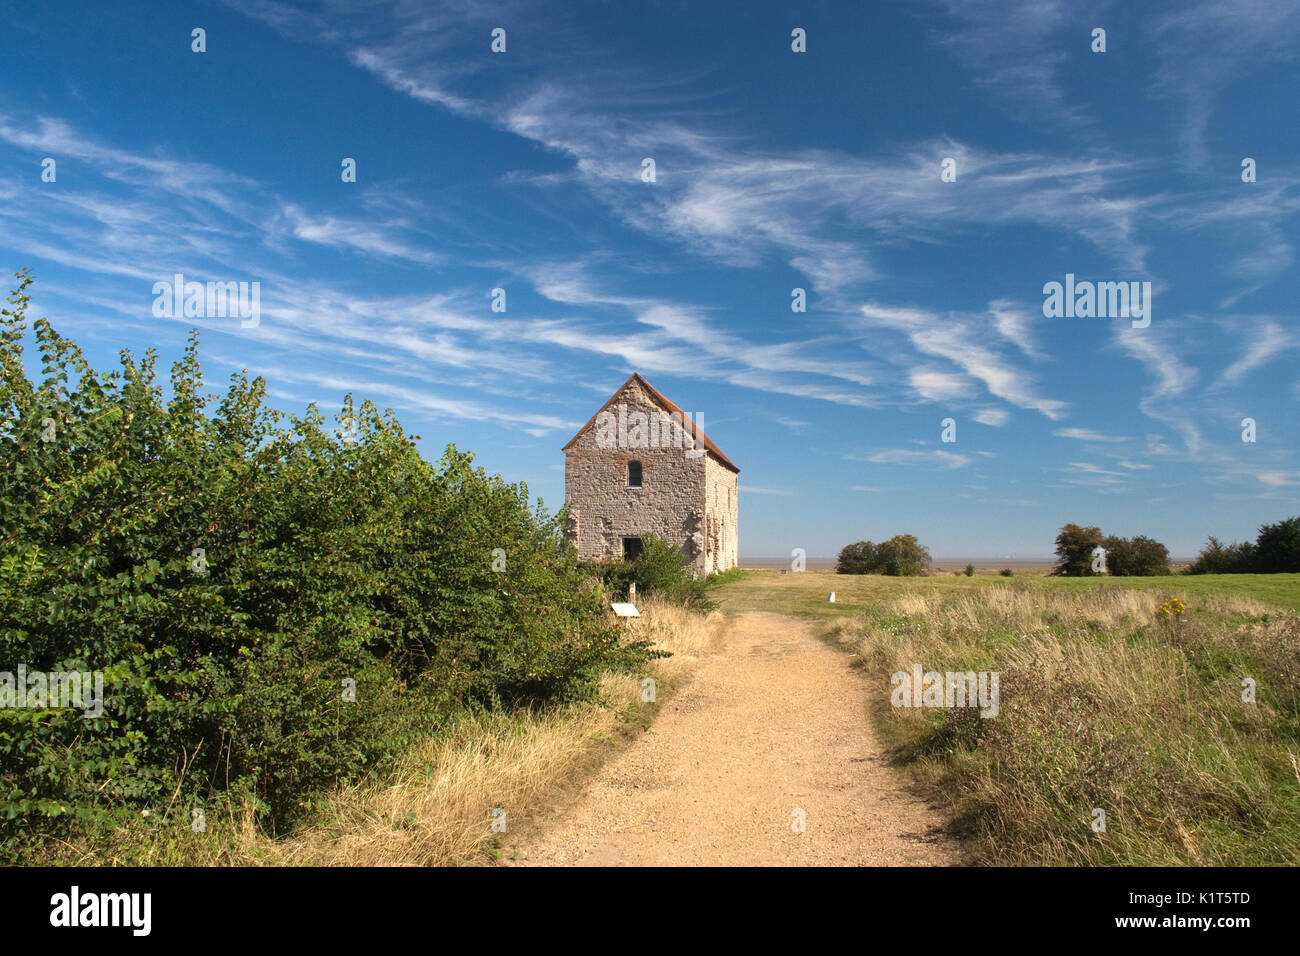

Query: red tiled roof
[[562, 372, 740, 473]]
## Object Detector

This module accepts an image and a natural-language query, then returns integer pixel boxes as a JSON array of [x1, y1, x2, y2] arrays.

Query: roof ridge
[[561, 373, 739, 473]]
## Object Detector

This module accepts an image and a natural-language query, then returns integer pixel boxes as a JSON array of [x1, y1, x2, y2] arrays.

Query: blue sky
[[2, 0, 1298, 558]]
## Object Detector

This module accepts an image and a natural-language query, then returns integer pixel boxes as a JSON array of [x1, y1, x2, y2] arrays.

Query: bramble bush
[[0, 270, 653, 847]]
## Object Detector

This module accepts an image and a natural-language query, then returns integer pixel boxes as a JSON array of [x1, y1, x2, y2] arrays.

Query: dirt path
[[505, 611, 959, 866]]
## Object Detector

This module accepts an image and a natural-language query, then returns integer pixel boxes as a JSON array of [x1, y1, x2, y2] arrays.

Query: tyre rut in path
[[505, 611, 960, 866]]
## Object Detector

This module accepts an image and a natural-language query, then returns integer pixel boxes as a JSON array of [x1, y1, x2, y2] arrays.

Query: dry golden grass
[[260, 595, 724, 866], [825, 583, 1300, 865], [29, 596, 726, 867]]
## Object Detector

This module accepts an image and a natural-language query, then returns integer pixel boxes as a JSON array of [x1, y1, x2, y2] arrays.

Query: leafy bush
[[999, 568, 1014, 577], [0, 271, 653, 846], [836, 535, 931, 576], [836, 540, 876, 574], [1185, 517, 1299, 574], [1052, 524, 1103, 576], [1254, 516, 1300, 573], [1102, 534, 1170, 576], [585, 533, 713, 610], [1186, 536, 1255, 574], [964, 563, 975, 577], [1054, 525, 1169, 576]]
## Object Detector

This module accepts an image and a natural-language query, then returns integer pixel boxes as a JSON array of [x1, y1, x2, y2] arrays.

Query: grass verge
[[25, 596, 724, 866], [818, 583, 1300, 865]]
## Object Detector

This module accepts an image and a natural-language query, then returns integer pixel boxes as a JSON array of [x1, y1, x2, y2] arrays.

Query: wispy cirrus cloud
[[921, 0, 1092, 127], [1054, 427, 1132, 443], [277, 204, 445, 266], [519, 260, 880, 406], [1112, 325, 1201, 455], [973, 408, 1011, 427], [225, 2, 1160, 294], [1214, 319, 1292, 387], [1066, 461, 1128, 477], [861, 301, 1068, 420], [849, 448, 971, 469], [1258, 471, 1298, 488], [1149, 0, 1300, 168], [254, 363, 580, 435]]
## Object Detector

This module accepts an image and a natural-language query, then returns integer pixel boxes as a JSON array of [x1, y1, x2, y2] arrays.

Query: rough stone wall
[[564, 379, 711, 573], [703, 454, 739, 574]]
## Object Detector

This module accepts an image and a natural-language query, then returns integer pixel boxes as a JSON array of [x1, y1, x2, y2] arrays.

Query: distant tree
[[1101, 535, 1129, 575], [1104, 534, 1170, 576], [1186, 536, 1256, 575], [1254, 516, 1300, 573], [964, 563, 975, 577], [1053, 524, 1104, 576], [1129, 535, 1171, 575], [836, 540, 875, 575], [1185, 518, 1300, 574], [876, 534, 932, 576], [836, 535, 931, 576]]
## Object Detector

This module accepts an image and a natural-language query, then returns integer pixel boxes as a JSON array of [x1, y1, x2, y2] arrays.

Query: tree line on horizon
[[1054, 519, 1300, 576], [835, 517, 1300, 577]]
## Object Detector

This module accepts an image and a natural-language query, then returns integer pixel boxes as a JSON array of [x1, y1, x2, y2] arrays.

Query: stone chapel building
[[562, 373, 739, 576]]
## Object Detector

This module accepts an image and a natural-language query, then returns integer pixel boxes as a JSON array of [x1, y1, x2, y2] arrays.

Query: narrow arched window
[[628, 461, 643, 488]]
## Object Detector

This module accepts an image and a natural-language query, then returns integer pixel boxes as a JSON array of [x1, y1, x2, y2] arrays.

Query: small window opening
[[627, 460, 643, 488], [622, 536, 643, 561]]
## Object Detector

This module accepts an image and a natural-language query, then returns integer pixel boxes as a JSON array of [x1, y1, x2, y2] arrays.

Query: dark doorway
[[622, 536, 643, 561]]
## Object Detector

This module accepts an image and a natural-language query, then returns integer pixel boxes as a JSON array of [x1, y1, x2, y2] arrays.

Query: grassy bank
[[24, 597, 724, 866], [810, 582, 1300, 865]]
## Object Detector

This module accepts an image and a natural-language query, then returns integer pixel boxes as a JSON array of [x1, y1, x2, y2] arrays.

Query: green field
[[715, 568, 1300, 616]]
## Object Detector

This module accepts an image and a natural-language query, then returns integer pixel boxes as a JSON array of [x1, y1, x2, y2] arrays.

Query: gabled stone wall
[[563, 377, 737, 576], [703, 453, 739, 574]]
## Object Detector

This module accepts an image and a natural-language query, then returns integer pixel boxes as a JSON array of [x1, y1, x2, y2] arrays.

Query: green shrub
[[1254, 517, 1300, 573], [964, 563, 975, 577], [0, 270, 653, 846], [1055, 525, 1170, 576], [836, 541, 876, 575], [1186, 536, 1255, 574], [585, 533, 713, 610], [1102, 534, 1171, 576], [1186, 519, 1300, 574], [999, 568, 1014, 577], [836, 535, 931, 576], [1052, 524, 1103, 576]]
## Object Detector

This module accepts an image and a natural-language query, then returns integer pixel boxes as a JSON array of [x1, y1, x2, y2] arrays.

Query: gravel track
[[505, 611, 960, 866]]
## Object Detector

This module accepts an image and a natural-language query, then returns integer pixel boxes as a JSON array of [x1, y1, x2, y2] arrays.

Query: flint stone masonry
[[563, 373, 739, 576]]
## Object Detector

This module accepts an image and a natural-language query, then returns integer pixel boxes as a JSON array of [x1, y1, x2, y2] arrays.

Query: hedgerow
[[0, 270, 653, 847]]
